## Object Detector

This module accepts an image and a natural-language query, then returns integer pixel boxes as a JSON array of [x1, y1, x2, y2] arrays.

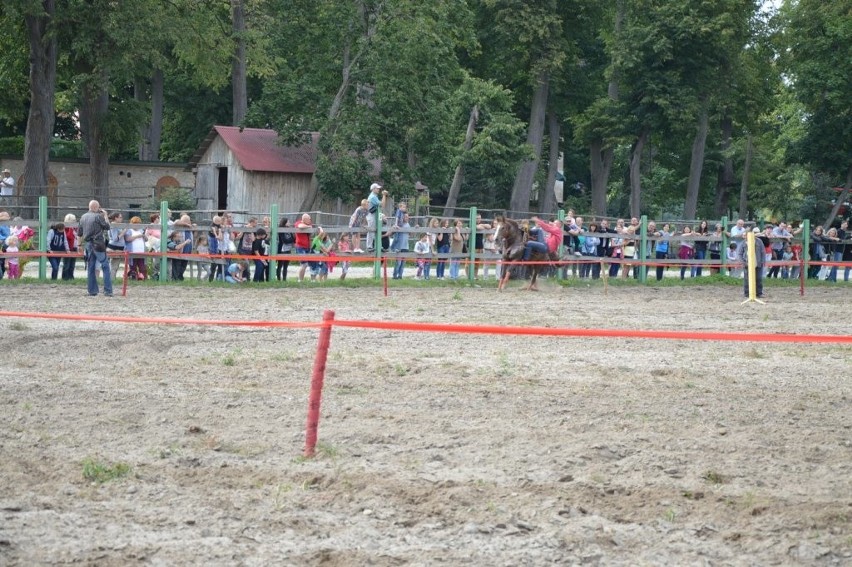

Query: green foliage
[[0, 137, 25, 155], [144, 187, 196, 213], [82, 458, 131, 483]]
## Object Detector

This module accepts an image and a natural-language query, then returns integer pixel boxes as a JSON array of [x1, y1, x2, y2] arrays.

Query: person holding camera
[[365, 182, 387, 252], [77, 200, 113, 296]]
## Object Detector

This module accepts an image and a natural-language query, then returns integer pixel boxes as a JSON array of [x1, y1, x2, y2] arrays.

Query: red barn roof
[[188, 126, 318, 173]]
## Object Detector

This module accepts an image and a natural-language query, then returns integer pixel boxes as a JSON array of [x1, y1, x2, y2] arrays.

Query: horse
[[494, 217, 553, 291]]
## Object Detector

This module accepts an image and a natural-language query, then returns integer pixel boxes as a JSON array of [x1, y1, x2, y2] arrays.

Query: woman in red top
[[63, 213, 78, 280], [295, 213, 315, 282]]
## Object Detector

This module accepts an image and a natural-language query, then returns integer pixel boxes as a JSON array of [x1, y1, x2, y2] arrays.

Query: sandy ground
[[0, 281, 850, 566]]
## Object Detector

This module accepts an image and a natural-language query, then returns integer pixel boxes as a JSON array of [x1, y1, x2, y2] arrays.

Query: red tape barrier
[[0, 310, 850, 343]]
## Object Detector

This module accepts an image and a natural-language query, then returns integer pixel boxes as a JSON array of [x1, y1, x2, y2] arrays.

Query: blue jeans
[[449, 259, 460, 279], [436, 244, 449, 278], [692, 249, 706, 277], [827, 251, 842, 282], [86, 243, 112, 296], [523, 240, 547, 261], [393, 258, 405, 279], [49, 256, 62, 280]]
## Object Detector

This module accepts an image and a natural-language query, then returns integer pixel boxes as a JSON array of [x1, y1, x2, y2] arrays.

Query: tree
[[20, 0, 57, 219], [783, 0, 852, 227]]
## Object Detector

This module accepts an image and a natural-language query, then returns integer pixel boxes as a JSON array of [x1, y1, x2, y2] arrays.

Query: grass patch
[[9, 321, 30, 331], [82, 458, 131, 483], [702, 470, 727, 485]]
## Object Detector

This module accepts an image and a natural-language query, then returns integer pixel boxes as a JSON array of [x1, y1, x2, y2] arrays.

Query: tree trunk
[[539, 110, 560, 214], [684, 100, 709, 220], [587, 0, 622, 217], [443, 106, 478, 218], [231, 0, 247, 125], [714, 114, 735, 217], [137, 68, 164, 161], [79, 77, 111, 207], [21, 0, 57, 220], [823, 165, 852, 228], [510, 70, 549, 214], [629, 127, 649, 218], [738, 133, 753, 220]]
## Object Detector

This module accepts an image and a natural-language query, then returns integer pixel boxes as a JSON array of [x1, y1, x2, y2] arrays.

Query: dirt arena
[[1, 281, 850, 565]]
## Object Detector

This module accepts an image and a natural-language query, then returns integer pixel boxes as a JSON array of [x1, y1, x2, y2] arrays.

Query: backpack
[[50, 230, 66, 251]]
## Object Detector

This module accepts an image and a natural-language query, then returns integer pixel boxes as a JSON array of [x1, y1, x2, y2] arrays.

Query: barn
[[188, 126, 325, 220]]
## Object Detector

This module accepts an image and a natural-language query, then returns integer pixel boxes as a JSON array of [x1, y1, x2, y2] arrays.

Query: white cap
[[752, 227, 761, 233], [370, 183, 382, 192]]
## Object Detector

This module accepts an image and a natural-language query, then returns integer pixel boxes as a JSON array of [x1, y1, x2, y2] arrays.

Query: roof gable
[[188, 126, 318, 174]]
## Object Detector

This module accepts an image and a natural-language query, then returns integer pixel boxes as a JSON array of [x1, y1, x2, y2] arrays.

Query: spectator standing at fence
[[425, 217, 440, 279], [678, 226, 695, 280], [839, 220, 852, 282], [693, 220, 709, 277], [235, 217, 256, 280], [808, 225, 827, 279], [653, 223, 672, 281], [311, 228, 332, 282], [768, 222, 792, 278], [708, 223, 723, 275], [449, 219, 465, 280], [782, 243, 794, 279], [107, 212, 126, 279], [0, 211, 10, 278], [207, 216, 223, 282], [348, 199, 369, 253], [78, 200, 112, 296], [823, 227, 841, 282], [0, 169, 14, 206], [61, 214, 77, 280], [414, 233, 431, 280], [124, 216, 147, 280], [276, 217, 295, 281], [482, 230, 497, 279], [472, 214, 491, 279], [727, 243, 740, 277], [295, 213, 316, 283], [729, 218, 747, 256], [435, 218, 450, 279], [170, 215, 194, 281], [335, 233, 352, 281], [47, 222, 69, 280], [579, 221, 601, 279], [4, 235, 20, 279], [194, 233, 211, 281], [251, 227, 270, 282], [391, 212, 411, 280], [621, 225, 636, 279], [366, 183, 388, 252]]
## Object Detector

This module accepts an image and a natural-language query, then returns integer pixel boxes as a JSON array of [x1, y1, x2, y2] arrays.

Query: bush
[[144, 187, 196, 214]]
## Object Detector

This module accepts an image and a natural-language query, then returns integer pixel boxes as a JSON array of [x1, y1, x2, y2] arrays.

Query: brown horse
[[495, 218, 552, 291]]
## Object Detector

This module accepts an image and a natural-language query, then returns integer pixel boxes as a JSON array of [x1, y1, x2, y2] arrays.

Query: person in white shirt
[[0, 168, 14, 205]]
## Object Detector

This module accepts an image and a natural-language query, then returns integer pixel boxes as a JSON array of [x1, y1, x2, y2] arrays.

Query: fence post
[[721, 216, 729, 274], [159, 201, 168, 281], [557, 209, 565, 282], [38, 196, 47, 280], [304, 309, 336, 458], [802, 218, 811, 279], [639, 215, 648, 283], [269, 204, 279, 281], [468, 207, 477, 283]]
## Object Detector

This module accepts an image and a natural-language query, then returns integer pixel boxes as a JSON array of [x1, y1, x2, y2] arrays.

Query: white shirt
[[0, 174, 14, 196]]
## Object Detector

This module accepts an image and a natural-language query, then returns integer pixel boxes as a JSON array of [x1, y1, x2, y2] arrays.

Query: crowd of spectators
[[3, 198, 852, 285]]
